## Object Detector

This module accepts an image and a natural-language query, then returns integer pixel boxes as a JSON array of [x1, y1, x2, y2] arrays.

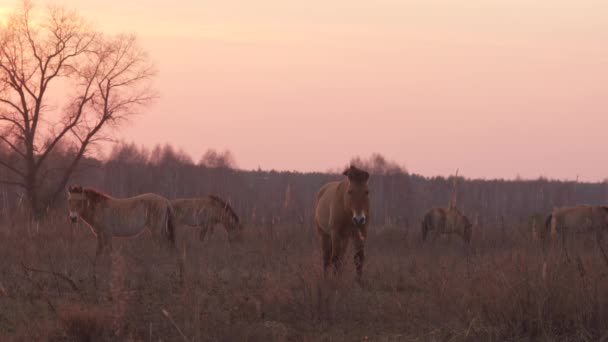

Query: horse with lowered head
[[315, 165, 370, 279], [547, 205, 608, 242], [67, 186, 176, 256], [422, 206, 472, 244], [171, 195, 243, 243]]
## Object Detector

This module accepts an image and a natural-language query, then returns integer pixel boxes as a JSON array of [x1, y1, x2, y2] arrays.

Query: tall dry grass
[[1, 211, 607, 341]]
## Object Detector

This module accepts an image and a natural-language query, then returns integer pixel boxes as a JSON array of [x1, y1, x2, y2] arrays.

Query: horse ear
[[342, 166, 353, 177], [362, 170, 370, 182], [69, 185, 83, 193], [343, 166, 370, 183]]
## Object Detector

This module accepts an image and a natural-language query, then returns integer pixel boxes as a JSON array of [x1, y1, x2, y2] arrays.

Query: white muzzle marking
[[352, 211, 367, 227]]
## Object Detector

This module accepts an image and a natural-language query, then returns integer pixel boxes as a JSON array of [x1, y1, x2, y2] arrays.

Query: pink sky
[[3, 1, 608, 181]]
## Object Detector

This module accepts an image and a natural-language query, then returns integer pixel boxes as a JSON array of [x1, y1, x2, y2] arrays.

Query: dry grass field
[[1, 213, 608, 341]]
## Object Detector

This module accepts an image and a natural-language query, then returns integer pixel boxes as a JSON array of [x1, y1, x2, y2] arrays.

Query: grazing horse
[[421, 207, 472, 244], [548, 205, 608, 242], [315, 165, 370, 279], [171, 195, 243, 243], [67, 186, 176, 257]]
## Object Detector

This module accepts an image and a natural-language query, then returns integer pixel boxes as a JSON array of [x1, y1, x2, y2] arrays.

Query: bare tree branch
[[0, 158, 25, 177], [0, 2, 156, 216], [0, 98, 25, 116], [0, 178, 25, 188], [0, 135, 26, 157]]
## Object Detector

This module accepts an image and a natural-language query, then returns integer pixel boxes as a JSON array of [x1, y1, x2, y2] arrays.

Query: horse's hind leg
[[199, 224, 216, 242], [95, 236, 104, 258], [199, 224, 209, 241]]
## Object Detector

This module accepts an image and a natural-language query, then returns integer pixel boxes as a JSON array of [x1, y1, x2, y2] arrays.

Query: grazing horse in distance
[[314, 165, 370, 279], [548, 205, 608, 242], [171, 195, 243, 243], [66, 186, 176, 256], [421, 207, 472, 244]]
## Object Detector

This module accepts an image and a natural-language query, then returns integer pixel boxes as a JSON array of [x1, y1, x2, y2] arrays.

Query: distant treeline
[[2, 143, 607, 229]]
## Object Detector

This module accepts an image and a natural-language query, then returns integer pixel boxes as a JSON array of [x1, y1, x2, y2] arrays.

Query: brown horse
[[421, 207, 472, 244], [314, 165, 370, 278], [545, 205, 608, 261], [548, 205, 608, 241], [67, 186, 176, 256], [171, 195, 243, 243]]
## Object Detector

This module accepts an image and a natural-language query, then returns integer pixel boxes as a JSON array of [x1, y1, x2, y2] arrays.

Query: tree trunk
[[26, 178, 43, 220]]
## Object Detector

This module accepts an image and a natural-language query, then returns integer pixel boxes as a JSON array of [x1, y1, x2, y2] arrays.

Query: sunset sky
[[2, 0, 608, 181]]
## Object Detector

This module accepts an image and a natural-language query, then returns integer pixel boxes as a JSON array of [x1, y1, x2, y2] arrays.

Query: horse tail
[[543, 214, 552, 240], [166, 205, 176, 246], [421, 215, 430, 241]]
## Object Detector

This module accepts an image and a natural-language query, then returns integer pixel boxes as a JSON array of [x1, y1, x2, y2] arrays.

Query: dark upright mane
[[83, 187, 112, 205], [342, 165, 370, 183], [209, 195, 239, 224], [450, 207, 464, 215], [69, 185, 112, 205]]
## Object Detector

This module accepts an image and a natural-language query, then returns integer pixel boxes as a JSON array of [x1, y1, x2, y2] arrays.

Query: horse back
[[554, 206, 592, 226], [423, 208, 446, 230], [109, 193, 170, 221], [315, 180, 345, 234]]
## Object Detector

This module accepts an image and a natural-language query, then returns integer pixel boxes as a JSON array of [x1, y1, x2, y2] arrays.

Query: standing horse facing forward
[[67, 186, 176, 257], [171, 195, 243, 243], [315, 165, 370, 279]]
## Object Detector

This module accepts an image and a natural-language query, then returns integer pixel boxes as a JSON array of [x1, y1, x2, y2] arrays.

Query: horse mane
[[82, 187, 112, 205], [208, 195, 239, 224], [342, 165, 370, 183], [445, 206, 463, 216]]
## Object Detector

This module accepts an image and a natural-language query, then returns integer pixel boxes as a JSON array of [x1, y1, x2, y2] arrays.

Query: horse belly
[[564, 213, 591, 233], [108, 210, 148, 237], [177, 211, 197, 226], [315, 204, 331, 234]]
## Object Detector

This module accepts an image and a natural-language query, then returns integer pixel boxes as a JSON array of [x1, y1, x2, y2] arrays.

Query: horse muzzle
[[69, 213, 78, 223], [352, 215, 367, 227]]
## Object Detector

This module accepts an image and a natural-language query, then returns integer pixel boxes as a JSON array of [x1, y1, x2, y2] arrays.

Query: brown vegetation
[[2, 212, 608, 341], [1, 145, 607, 340]]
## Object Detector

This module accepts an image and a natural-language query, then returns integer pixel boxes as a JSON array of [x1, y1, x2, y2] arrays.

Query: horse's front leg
[[330, 230, 349, 275], [96, 230, 113, 258], [433, 229, 441, 244], [353, 234, 365, 280], [199, 224, 210, 241]]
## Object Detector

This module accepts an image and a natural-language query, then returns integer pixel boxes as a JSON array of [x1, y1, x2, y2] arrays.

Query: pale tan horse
[[421, 207, 472, 244], [546, 205, 608, 261], [548, 205, 608, 242], [171, 195, 243, 243], [315, 166, 370, 279], [67, 186, 176, 256]]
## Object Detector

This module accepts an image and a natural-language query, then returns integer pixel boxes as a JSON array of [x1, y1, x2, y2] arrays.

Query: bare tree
[[349, 153, 406, 175], [199, 149, 236, 169], [0, 1, 156, 217]]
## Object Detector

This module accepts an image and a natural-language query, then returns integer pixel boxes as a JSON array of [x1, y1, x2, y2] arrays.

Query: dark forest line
[[1, 143, 607, 230]]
